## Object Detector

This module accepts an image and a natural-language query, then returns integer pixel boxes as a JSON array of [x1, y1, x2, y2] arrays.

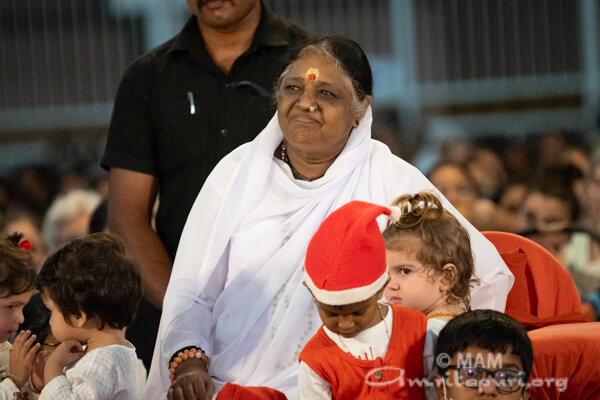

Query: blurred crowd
[[422, 130, 600, 313], [0, 128, 599, 316], [0, 164, 109, 272]]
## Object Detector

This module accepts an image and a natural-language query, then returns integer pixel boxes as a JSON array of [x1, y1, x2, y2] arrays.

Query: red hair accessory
[[18, 240, 31, 251]]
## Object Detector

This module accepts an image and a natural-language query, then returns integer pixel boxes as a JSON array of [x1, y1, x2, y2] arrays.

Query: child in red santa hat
[[298, 200, 427, 400]]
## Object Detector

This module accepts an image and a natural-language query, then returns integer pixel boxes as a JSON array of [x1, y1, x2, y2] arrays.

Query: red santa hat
[[304, 200, 392, 306]]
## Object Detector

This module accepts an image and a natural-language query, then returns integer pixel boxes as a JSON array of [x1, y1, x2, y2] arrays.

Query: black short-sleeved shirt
[[102, 5, 310, 260]]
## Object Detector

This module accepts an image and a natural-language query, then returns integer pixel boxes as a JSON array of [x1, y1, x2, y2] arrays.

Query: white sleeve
[[423, 327, 437, 379], [469, 271, 512, 312], [39, 375, 89, 400], [298, 361, 331, 400], [424, 320, 444, 400], [159, 159, 236, 363], [0, 378, 20, 399], [38, 350, 134, 400]]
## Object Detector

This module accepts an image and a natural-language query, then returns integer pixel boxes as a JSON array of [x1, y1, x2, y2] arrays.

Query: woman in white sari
[[147, 35, 513, 400]]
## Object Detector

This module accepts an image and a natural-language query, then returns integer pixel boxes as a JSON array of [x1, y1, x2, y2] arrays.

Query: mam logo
[[455, 352, 503, 368], [365, 367, 433, 388]]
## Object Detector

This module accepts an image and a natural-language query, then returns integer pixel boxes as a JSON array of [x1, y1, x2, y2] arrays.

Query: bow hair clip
[[18, 239, 31, 251]]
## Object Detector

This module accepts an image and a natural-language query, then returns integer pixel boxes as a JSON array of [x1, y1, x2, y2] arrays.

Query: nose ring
[[309, 106, 316, 112]]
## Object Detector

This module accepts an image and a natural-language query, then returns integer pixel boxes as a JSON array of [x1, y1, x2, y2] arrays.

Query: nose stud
[[309, 106, 316, 112]]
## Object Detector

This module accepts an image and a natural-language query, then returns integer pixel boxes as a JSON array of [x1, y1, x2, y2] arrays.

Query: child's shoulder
[[80, 344, 138, 369]]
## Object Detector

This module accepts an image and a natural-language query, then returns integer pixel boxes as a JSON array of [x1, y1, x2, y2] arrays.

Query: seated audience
[[518, 165, 600, 297], [583, 153, 600, 233], [427, 162, 517, 231]]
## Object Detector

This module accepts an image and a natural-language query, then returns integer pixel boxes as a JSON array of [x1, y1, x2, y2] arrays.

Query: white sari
[[143, 107, 512, 399]]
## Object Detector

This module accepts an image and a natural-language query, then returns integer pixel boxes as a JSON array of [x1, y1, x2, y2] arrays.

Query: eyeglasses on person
[[445, 365, 526, 394]]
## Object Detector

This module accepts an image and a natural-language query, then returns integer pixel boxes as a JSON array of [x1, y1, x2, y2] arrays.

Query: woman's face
[[277, 52, 366, 163], [518, 192, 571, 257], [429, 165, 477, 218], [586, 163, 600, 230]]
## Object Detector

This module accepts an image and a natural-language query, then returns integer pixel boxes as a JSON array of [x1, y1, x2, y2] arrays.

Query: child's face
[[41, 295, 81, 343], [384, 247, 447, 314], [314, 294, 383, 338], [0, 290, 33, 342], [436, 345, 530, 400]]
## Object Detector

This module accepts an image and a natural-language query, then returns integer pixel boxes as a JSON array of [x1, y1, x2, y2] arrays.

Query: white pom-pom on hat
[[388, 205, 402, 224]]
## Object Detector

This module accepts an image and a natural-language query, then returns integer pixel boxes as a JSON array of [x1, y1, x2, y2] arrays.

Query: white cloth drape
[[143, 107, 513, 399]]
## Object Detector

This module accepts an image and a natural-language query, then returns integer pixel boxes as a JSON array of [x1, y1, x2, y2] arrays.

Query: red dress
[[299, 305, 426, 400]]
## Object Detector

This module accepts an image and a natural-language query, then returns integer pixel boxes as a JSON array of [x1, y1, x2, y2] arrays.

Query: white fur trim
[[388, 206, 401, 224], [304, 270, 389, 306]]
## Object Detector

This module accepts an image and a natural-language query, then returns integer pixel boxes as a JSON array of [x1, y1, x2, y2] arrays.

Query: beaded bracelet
[[169, 347, 210, 382]]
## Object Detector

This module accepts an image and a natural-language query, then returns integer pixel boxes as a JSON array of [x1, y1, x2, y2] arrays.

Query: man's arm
[[108, 167, 171, 309]]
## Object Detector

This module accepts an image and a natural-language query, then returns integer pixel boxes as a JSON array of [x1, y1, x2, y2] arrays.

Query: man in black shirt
[[101, 0, 309, 369]]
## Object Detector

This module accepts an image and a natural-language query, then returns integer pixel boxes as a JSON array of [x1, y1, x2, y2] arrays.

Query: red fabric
[[216, 383, 287, 400], [528, 322, 600, 400], [305, 201, 390, 293], [482, 231, 588, 330], [299, 305, 426, 400]]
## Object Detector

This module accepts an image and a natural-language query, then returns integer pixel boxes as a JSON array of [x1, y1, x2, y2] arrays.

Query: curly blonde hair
[[382, 191, 478, 309]]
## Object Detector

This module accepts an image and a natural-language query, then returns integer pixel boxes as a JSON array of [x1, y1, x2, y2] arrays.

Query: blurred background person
[[518, 165, 600, 298], [427, 161, 518, 232], [0, 206, 47, 271], [41, 189, 102, 254]]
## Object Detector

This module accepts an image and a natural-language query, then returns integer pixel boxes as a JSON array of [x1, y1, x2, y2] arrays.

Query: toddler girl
[[383, 191, 478, 327], [383, 191, 479, 399], [0, 233, 39, 397]]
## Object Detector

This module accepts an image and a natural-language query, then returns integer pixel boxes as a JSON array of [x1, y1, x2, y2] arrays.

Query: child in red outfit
[[298, 200, 427, 400]]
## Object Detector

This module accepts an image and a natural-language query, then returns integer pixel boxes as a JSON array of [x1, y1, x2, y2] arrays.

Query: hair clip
[[18, 239, 31, 251]]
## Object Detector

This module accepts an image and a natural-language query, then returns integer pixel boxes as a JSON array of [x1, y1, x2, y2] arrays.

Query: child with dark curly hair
[[36, 232, 143, 400], [0, 232, 39, 398]]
